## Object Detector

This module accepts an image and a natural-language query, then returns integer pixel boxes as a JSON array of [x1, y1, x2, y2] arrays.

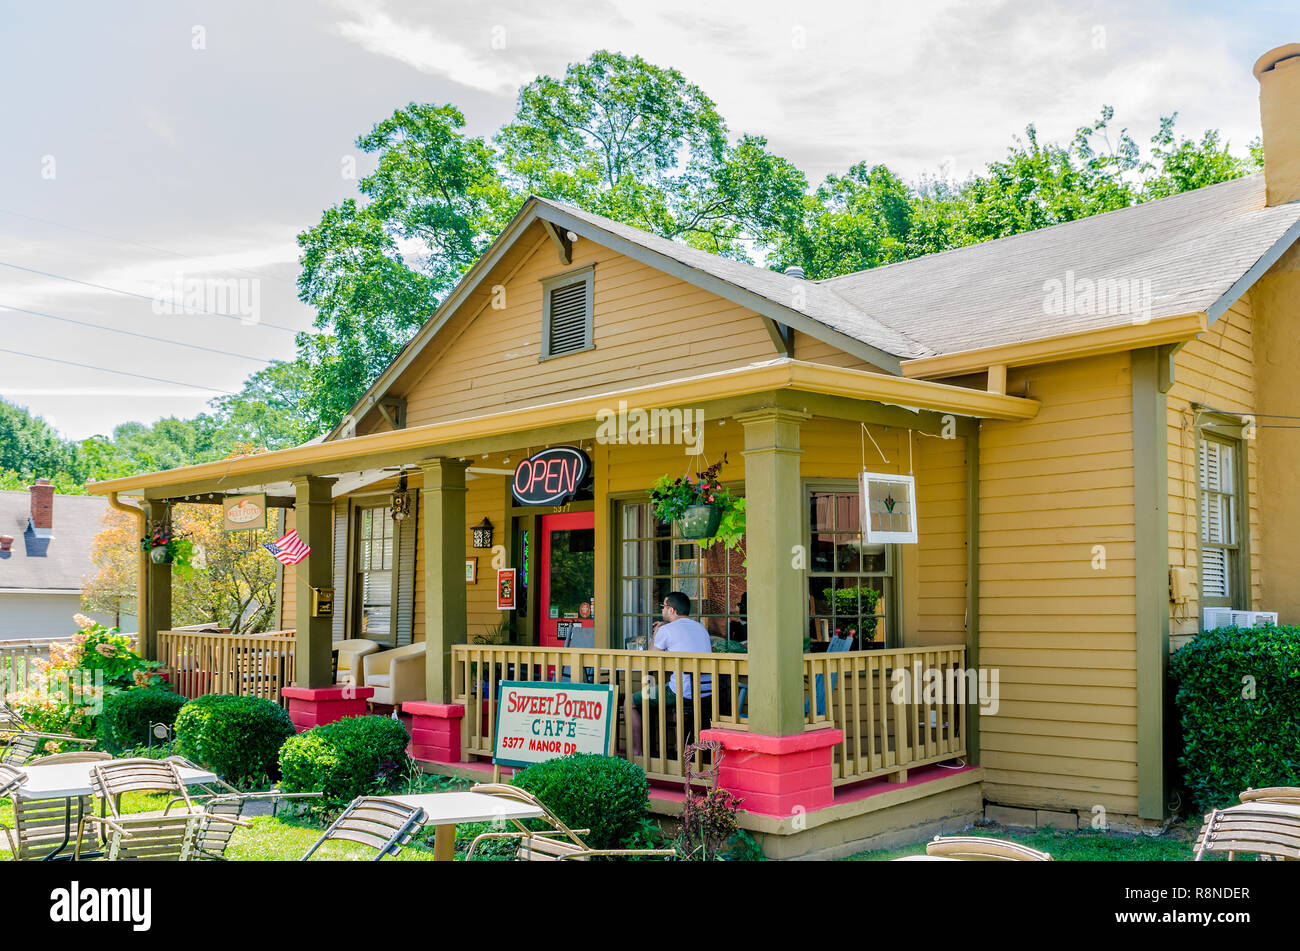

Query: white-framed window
[[355, 505, 395, 642], [540, 265, 594, 360], [1198, 432, 1242, 608]]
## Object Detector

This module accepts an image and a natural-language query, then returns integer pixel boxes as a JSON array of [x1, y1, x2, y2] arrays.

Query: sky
[[0, 0, 1294, 440]]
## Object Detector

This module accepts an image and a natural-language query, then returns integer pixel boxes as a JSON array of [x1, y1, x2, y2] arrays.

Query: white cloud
[[142, 105, 179, 148], [331, 0, 533, 95]]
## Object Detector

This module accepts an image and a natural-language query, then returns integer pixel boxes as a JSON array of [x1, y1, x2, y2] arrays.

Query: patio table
[[388, 791, 545, 862], [14, 761, 219, 860]]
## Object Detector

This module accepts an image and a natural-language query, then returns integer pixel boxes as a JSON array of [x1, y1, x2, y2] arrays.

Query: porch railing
[[450, 643, 969, 789], [805, 645, 968, 785], [0, 638, 71, 700], [452, 645, 749, 785], [157, 629, 296, 705]]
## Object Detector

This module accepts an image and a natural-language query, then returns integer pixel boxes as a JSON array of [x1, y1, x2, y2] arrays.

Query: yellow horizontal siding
[[1166, 298, 1261, 641], [977, 351, 1139, 814]]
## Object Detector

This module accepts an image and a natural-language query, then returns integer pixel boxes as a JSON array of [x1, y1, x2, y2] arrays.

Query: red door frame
[[538, 510, 596, 648]]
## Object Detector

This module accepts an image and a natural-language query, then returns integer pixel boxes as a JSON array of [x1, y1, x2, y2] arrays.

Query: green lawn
[[846, 820, 1224, 861]]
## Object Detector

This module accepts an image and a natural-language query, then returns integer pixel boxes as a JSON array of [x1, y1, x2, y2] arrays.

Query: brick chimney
[[29, 478, 54, 535], [1254, 43, 1300, 206]]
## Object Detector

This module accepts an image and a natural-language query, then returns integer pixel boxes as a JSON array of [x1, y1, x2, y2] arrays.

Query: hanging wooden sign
[[222, 493, 267, 532], [859, 472, 918, 544]]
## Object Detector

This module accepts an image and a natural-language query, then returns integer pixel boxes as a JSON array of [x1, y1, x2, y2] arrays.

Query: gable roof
[[333, 175, 1300, 438], [0, 491, 108, 593]]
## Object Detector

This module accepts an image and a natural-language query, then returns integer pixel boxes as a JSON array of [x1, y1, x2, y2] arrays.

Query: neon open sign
[[512, 446, 591, 506]]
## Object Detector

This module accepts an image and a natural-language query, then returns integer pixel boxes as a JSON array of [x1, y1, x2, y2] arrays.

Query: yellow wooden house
[[90, 43, 1300, 857]]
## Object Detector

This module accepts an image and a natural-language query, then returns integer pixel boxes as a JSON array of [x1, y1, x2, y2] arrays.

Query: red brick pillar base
[[280, 686, 374, 732], [699, 727, 843, 817], [403, 701, 465, 763]]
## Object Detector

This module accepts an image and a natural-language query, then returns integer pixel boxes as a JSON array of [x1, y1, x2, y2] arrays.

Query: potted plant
[[650, 457, 746, 549], [140, 522, 198, 579]]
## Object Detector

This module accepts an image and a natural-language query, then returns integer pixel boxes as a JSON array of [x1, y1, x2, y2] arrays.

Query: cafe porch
[[92, 360, 1037, 854]]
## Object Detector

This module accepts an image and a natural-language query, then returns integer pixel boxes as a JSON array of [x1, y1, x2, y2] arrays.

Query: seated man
[[630, 591, 713, 757]]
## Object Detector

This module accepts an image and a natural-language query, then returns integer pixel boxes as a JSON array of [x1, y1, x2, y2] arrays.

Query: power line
[[0, 346, 236, 394], [0, 259, 302, 333], [0, 206, 297, 286], [0, 302, 273, 365]]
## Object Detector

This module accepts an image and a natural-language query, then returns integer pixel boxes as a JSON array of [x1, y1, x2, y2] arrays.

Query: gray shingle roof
[[543, 174, 1300, 362], [823, 174, 1300, 356], [0, 491, 108, 592]]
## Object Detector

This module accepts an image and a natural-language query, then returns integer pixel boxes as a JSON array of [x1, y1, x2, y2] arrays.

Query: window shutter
[[547, 280, 589, 356], [1201, 548, 1229, 600], [394, 504, 418, 647], [332, 498, 349, 641]]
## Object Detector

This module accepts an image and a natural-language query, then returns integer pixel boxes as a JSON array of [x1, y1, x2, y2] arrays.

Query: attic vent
[[541, 265, 594, 360]]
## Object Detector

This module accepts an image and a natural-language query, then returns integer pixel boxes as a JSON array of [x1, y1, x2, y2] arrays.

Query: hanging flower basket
[[650, 456, 745, 551], [148, 545, 172, 565], [674, 503, 723, 539]]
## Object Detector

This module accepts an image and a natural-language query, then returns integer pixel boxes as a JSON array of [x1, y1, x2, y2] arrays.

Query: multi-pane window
[[617, 501, 746, 649], [1199, 434, 1241, 607], [356, 506, 394, 641], [808, 489, 892, 648]]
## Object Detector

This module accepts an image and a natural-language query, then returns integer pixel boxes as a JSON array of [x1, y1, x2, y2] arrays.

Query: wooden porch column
[[737, 407, 810, 737], [420, 458, 470, 703], [293, 476, 336, 688], [139, 500, 172, 661]]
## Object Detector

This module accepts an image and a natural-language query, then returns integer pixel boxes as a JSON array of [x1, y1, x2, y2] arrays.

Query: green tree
[[497, 51, 805, 258], [295, 103, 510, 428], [0, 399, 75, 481]]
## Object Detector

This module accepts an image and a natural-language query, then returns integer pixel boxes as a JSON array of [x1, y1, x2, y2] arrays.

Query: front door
[[538, 511, 596, 648]]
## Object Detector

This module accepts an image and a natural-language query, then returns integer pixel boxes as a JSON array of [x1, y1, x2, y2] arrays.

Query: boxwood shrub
[[174, 694, 295, 788], [278, 715, 413, 811], [512, 754, 649, 849], [1169, 624, 1300, 813], [98, 688, 187, 754]]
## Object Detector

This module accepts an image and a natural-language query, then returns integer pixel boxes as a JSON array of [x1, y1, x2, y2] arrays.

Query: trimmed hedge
[[98, 688, 187, 754], [174, 694, 295, 787], [278, 716, 413, 810], [512, 754, 648, 849], [1169, 625, 1300, 813]]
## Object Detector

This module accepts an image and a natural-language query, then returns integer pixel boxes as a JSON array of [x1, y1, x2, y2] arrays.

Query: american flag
[[264, 530, 310, 565]]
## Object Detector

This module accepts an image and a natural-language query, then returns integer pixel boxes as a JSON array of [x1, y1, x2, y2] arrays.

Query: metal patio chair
[[300, 796, 427, 861], [0, 764, 28, 858], [165, 788, 324, 860], [1, 731, 97, 766], [925, 835, 1053, 861], [1240, 786, 1300, 806], [1194, 803, 1300, 861], [466, 783, 677, 861], [0, 751, 111, 860]]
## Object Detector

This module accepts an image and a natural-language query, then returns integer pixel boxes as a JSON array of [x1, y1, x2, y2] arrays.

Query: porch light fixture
[[472, 517, 494, 549], [389, 473, 412, 522]]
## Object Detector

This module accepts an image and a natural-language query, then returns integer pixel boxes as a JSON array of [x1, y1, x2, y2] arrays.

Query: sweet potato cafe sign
[[511, 446, 590, 506], [222, 493, 267, 532], [493, 681, 615, 768]]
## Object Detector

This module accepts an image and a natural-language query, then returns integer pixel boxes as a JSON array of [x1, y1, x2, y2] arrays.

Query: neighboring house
[[0, 480, 117, 639], [90, 43, 1300, 856]]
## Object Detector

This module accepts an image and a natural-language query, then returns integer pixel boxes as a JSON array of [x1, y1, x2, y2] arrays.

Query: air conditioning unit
[[1230, 610, 1279, 629], [1203, 608, 1235, 630]]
